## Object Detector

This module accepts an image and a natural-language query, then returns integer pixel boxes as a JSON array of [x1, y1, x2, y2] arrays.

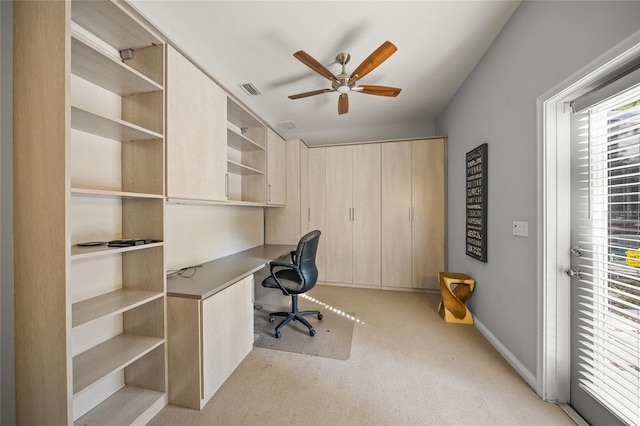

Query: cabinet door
[[352, 144, 381, 286], [381, 141, 413, 288], [166, 46, 227, 201], [300, 142, 310, 236], [308, 147, 326, 281], [201, 276, 253, 401], [412, 138, 446, 290], [265, 139, 300, 244], [266, 128, 286, 205], [325, 145, 354, 283]]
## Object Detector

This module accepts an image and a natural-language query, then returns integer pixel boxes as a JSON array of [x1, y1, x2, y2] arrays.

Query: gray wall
[[1, 1, 13, 424], [436, 1, 640, 382]]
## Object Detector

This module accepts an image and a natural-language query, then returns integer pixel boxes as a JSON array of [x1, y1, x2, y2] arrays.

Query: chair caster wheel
[[269, 316, 275, 323], [318, 313, 323, 320], [275, 330, 281, 338], [309, 329, 316, 336]]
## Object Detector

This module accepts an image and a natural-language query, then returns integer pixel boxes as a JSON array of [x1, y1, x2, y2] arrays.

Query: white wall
[[165, 204, 264, 270], [0, 1, 14, 424], [436, 1, 640, 386]]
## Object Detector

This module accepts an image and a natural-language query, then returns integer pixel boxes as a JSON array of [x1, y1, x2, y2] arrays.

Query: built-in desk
[[167, 244, 296, 300], [166, 244, 296, 409]]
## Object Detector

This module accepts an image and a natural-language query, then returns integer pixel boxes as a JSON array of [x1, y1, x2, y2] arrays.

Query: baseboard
[[473, 315, 538, 391], [558, 403, 589, 426]]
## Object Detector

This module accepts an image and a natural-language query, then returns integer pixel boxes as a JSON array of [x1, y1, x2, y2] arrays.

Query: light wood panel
[[72, 290, 163, 328], [70, 35, 161, 96], [352, 143, 382, 286], [71, 106, 162, 141], [72, 334, 163, 395], [73, 385, 165, 426], [166, 45, 227, 201], [325, 145, 354, 283], [300, 142, 310, 235], [71, 0, 163, 50], [14, 2, 72, 424], [201, 276, 253, 403], [381, 142, 413, 288], [412, 138, 447, 290], [166, 297, 202, 410], [308, 147, 327, 281], [267, 128, 286, 205], [265, 139, 301, 244]]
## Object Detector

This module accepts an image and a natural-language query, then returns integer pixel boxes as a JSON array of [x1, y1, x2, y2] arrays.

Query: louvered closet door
[[568, 85, 640, 426]]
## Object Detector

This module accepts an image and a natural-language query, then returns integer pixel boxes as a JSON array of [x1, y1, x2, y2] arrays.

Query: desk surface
[[167, 244, 297, 300]]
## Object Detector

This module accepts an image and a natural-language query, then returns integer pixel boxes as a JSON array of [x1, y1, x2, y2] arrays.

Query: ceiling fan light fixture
[[337, 85, 350, 94]]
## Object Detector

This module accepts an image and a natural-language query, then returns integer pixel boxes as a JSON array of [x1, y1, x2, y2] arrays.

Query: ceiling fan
[[288, 41, 402, 115]]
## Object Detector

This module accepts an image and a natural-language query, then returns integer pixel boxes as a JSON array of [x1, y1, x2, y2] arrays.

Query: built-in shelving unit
[[226, 98, 267, 203], [14, 1, 168, 424]]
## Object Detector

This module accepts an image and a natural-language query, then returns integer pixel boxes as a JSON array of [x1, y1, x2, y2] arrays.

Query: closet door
[[308, 147, 326, 281], [412, 138, 446, 290], [325, 145, 353, 283], [382, 141, 413, 288], [352, 143, 381, 286]]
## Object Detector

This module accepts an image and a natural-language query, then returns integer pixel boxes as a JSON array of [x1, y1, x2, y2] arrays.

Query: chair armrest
[[268, 260, 303, 296], [289, 250, 297, 264]]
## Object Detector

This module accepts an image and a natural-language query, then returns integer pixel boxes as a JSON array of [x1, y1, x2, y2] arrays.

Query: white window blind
[[574, 85, 640, 426]]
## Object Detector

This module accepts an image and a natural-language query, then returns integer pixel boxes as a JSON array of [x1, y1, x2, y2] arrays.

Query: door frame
[[538, 31, 640, 403]]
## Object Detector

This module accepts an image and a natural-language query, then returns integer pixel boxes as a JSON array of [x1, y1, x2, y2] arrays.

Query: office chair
[[262, 230, 322, 338]]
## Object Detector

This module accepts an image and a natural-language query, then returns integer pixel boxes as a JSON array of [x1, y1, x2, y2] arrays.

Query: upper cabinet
[[166, 46, 227, 202], [266, 128, 287, 206], [165, 46, 271, 205]]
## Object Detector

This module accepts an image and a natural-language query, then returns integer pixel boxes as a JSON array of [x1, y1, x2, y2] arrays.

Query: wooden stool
[[438, 272, 475, 324]]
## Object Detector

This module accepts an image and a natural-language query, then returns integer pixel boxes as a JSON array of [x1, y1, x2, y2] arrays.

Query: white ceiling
[[130, 1, 521, 146]]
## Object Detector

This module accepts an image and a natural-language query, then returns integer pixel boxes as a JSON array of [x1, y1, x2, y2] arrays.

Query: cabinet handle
[[225, 173, 229, 197], [409, 207, 412, 222], [412, 207, 415, 222], [268, 184, 271, 202], [308, 207, 311, 221], [352, 208, 355, 222]]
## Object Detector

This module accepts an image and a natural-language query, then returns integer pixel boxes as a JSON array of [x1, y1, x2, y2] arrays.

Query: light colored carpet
[[253, 301, 354, 360], [149, 285, 575, 426]]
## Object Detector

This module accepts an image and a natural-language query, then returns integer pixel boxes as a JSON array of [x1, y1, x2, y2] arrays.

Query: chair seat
[[262, 269, 304, 293]]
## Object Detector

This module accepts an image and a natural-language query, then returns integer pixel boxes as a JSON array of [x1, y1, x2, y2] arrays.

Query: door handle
[[564, 267, 584, 279]]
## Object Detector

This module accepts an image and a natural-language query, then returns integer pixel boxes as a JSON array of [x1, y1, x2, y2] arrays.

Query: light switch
[[513, 221, 528, 237]]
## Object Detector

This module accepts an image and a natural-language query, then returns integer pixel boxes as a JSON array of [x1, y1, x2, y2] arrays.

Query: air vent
[[279, 120, 298, 130], [239, 82, 261, 96]]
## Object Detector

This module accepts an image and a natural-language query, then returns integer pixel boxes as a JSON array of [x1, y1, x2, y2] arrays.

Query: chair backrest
[[294, 230, 321, 292]]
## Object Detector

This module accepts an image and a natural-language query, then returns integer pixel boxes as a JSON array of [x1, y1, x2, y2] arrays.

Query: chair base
[[268, 294, 323, 338]]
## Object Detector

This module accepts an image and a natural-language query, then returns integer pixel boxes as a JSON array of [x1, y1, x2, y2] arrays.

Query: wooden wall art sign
[[466, 143, 488, 262]]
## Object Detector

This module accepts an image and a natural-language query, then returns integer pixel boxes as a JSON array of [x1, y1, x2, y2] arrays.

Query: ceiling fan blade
[[350, 41, 397, 80], [355, 85, 402, 97], [288, 88, 335, 100], [293, 50, 337, 81], [338, 93, 349, 115]]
